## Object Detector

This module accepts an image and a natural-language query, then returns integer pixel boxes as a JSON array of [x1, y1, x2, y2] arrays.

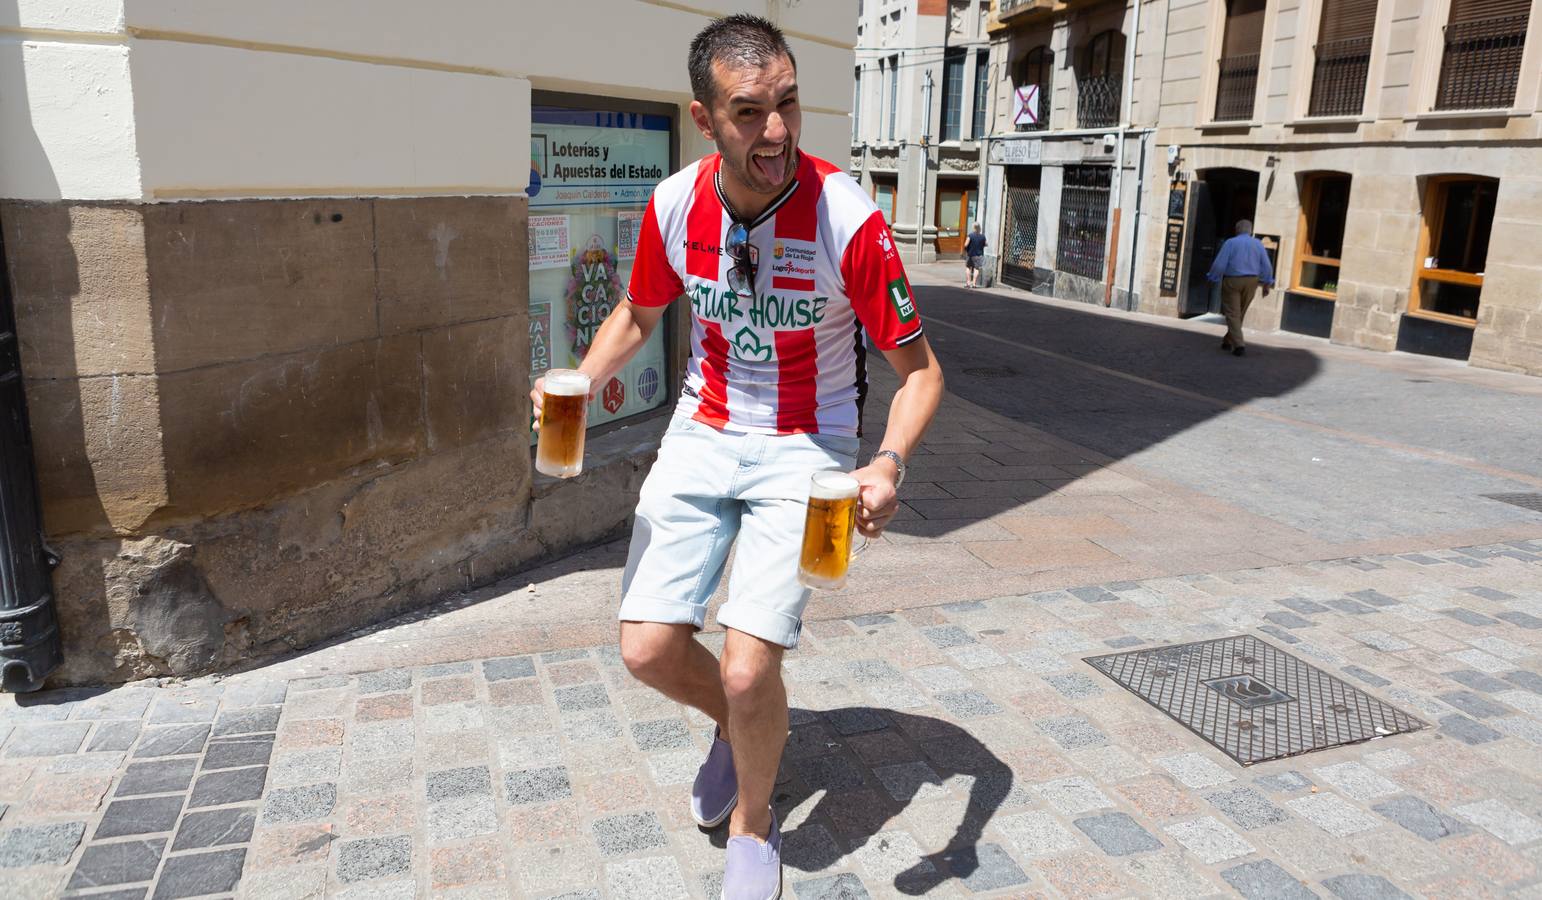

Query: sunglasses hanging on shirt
[[725, 221, 756, 298]]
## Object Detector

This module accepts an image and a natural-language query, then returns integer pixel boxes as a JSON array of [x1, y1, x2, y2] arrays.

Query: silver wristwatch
[[872, 450, 906, 488]]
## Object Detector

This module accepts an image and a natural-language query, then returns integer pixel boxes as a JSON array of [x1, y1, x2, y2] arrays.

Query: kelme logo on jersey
[[887, 278, 917, 323], [731, 326, 773, 362]]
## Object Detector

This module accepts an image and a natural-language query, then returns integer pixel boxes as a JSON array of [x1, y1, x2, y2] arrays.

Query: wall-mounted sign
[[1167, 187, 1187, 219], [1160, 221, 1184, 294], [988, 139, 1042, 166]]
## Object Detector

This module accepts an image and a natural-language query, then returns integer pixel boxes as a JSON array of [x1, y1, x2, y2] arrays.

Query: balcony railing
[[1435, 15, 1528, 111], [1076, 73, 1121, 129], [1213, 53, 1260, 122], [998, 0, 1054, 20], [1308, 36, 1372, 117]]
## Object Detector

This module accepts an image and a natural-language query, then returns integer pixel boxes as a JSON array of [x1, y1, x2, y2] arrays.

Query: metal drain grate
[[1085, 635, 1425, 765], [1484, 493, 1542, 513]]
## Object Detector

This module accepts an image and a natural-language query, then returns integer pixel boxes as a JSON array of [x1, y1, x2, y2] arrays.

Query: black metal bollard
[[0, 223, 63, 692]]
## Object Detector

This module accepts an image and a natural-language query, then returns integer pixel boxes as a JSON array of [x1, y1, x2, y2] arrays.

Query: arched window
[[1077, 30, 1124, 128], [1012, 45, 1053, 132]]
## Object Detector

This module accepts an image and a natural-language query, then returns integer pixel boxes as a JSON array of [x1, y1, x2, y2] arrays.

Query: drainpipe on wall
[[1106, 0, 1144, 306], [917, 68, 934, 267], [0, 223, 64, 693]]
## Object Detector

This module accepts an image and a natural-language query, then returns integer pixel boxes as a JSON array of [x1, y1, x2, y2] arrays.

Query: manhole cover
[[1085, 635, 1425, 765], [1484, 493, 1542, 513], [963, 366, 1017, 378]]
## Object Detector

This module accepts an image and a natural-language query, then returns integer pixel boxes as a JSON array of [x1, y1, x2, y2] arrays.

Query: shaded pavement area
[[3, 271, 1541, 898]]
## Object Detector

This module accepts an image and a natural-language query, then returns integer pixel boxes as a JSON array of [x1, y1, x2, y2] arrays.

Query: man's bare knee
[[720, 643, 782, 705], [619, 622, 695, 685]]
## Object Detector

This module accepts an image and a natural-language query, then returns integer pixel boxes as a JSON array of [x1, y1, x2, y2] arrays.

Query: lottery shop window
[[529, 94, 679, 432]]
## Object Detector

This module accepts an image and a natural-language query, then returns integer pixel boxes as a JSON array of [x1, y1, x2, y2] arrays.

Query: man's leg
[[619, 621, 729, 730], [1232, 276, 1258, 348], [720, 628, 787, 839], [1221, 277, 1245, 348]]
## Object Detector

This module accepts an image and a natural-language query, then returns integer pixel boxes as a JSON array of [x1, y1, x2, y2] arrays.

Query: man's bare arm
[[850, 336, 945, 537], [531, 298, 671, 420]]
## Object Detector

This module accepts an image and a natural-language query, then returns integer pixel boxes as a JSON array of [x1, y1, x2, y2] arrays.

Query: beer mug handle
[[849, 536, 869, 561]]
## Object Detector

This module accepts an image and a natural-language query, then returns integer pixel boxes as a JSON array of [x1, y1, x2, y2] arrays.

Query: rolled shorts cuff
[[715, 602, 803, 650], [617, 594, 707, 631]]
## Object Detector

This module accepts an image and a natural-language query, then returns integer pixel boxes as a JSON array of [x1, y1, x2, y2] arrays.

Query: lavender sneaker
[[722, 808, 782, 900], [691, 727, 738, 827]]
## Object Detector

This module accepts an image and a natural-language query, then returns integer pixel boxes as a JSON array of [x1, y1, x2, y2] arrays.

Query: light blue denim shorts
[[619, 415, 862, 648]]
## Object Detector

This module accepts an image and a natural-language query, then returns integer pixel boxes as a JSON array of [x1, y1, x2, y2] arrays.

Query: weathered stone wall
[[2, 195, 641, 685]]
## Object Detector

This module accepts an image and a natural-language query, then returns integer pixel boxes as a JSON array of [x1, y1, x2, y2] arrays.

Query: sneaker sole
[[719, 864, 780, 900], [692, 791, 739, 828]]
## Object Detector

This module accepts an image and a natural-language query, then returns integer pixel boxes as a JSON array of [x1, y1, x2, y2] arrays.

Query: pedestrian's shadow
[[705, 706, 1011, 895]]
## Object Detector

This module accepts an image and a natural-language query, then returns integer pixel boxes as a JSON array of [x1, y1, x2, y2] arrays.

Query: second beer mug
[[798, 471, 868, 590], [535, 369, 590, 478]]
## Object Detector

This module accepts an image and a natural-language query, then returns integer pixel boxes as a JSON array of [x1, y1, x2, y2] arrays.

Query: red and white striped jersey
[[627, 151, 923, 436]]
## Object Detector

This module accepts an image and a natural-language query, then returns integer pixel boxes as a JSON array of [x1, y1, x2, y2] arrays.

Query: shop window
[[941, 48, 967, 142], [1293, 173, 1352, 297], [1056, 165, 1112, 280], [1412, 176, 1497, 322], [1077, 31, 1123, 129], [1013, 45, 1053, 132], [1436, 0, 1529, 111], [529, 97, 676, 434], [1215, 0, 1266, 121], [1308, 0, 1376, 117]]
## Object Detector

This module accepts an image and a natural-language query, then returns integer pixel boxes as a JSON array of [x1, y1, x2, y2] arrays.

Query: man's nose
[[764, 112, 788, 144]]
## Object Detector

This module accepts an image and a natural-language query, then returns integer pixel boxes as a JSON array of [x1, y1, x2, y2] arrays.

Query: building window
[[1293, 173, 1352, 297], [1056, 165, 1112, 280], [1435, 0, 1529, 111], [1077, 31, 1123, 129], [941, 48, 966, 142], [1413, 176, 1497, 322], [1215, 0, 1266, 121], [853, 66, 862, 142], [888, 55, 899, 141], [1309, 0, 1376, 116], [972, 52, 990, 138], [1003, 165, 1042, 286], [1013, 45, 1054, 131], [873, 176, 898, 224]]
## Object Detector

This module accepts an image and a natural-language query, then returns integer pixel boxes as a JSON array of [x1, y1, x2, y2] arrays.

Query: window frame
[[1408, 175, 1498, 327], [971, 49, 991, 139], [941, 47, 967, 143], [1198, 0, 1280, 127], [888, 54, 900, 141], [1292, 173, 1353, 300], [1013, 44, 1055, 132], [1407, 0, 1542, 118], [1287, 0, 1393, 123]]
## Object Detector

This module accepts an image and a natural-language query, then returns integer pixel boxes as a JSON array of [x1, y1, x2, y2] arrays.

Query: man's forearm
[[576, 300, 659, 386], [874, 365, 944, 465]]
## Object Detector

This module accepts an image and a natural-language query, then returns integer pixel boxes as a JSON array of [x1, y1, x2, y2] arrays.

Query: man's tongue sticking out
[[752, 146, 787, 187]]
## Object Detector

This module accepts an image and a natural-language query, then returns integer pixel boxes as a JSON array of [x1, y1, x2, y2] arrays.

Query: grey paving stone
[[934, 689, 1003, 718], [73, 690, 154, 721], [1207, 786, 1290, 830], [289, 673, 351, 692], [1221, 859, 1319, 899], [1104, 635, 1145, 648], [337, 835, 412, 882], [793, 872, 871, 899], [1438, 713, 1502, 745], [426, 766, 492, 802], [1158, 753, 1235, 789], [427, 795, 498, 841], [956, 842, 1031, 890], [67, 889, 145, 900], [1399, 553, 1444, 566], [222, 680, 289, 708], [1349, 589, 1400, 607], [482, 656, 536, 681], [116, 757, 199, 797], [1462, 585, 1513, 601], [147, 694, 219, 725], [921, 624, 976, 648], [1034, 715, 1108, 749], [539, 648, 591, 663], [1278, 597, 1331, 614], [350, 721, 414, 758], [421, 661, 474, 677], [824, 707, 889, 735], [1453, 798, 1542, 845], [89, 721, 143, 752], [1496, 610, 1542, 629], [211, 706, 282, 736], [153, 847, 245, 899], [1445, 669, 1513, 693], [505, 766, 573, 804], [562, 709, 623, 741], [133, 724, 210, 758], [1286, 794, 1380, 837], [1069, 586, 1121, 603], [1074, 811, 1163, 856], [1043, 672, 1104, 699], [1327, 599, 1376, 615], [262, 782, 336, 823], [1035, 776, 1114, 815], [1322, 873, 1413, 900], [1439, 608, 1499, 626], [1371, 795, 1469, 841], [1265, 611, 1316, 629], [358, 669, 412, 694], [1505, 670, 1542, 694], [66, 838, 164, 890], [170, 806, 256, 851], [871, 761, 946, 802], [551, 891, 602, 900], [96, 796, 186, 839], [203, 735, 274, 770], [1437, 690, 1510, 718], [1314, 762, 1400, 801], [0, 821, 86, 867], [796, 755, 867, 793], [553, 684, 610, 711], [1164, 817, 1255, 864], [1259, 625, 1302, 644], [606, 856, 689, 900], [591, 811, 668, 857], [782, 822, 844, 871], [1339, 665, 1390, 687], [630, 719, 692, 751], [4, 721, 90, 757], [269, 748, 342, 788], [849, 614, 895, 627], [188, 765, 267, 808]]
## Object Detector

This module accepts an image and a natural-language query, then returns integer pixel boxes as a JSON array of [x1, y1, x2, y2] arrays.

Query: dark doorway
[[1001, 165, 1042, 291], [1181, 167, 1259, 317]]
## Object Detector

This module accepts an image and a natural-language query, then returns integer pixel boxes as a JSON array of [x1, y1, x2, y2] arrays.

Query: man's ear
[[689, 100, 715, 142]]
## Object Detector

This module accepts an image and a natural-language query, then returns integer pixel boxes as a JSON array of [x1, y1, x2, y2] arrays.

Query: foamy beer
[[798, 472, 866, 590], [535, 369, 591, 478]]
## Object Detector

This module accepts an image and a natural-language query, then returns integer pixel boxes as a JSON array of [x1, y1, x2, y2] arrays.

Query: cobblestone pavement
[[4, 278, 1542, 898]]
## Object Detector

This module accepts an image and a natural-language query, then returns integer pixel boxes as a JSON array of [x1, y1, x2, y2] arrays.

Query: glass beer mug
[[797, 471, 869, 590], [535, 369, 591, 478]]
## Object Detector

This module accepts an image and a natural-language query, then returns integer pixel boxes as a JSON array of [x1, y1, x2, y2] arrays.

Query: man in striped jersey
[[531, 15, 943, 897]]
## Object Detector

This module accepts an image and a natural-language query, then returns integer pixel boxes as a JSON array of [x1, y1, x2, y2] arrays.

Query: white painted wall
[[3, 0, 125, 33]]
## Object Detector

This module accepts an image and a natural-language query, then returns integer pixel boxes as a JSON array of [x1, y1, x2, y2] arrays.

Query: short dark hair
[[688, 14, 797, 106]]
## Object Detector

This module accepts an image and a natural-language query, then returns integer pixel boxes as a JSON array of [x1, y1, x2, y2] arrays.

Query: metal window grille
[[1076, 74, 1121, 128], [1308, 37, 1372, 116], [1435, 15, 1528, 110], [1056, 166, 1112, 280], [1214, 53, 1260, 121], [1004, 185, 1041, 273]]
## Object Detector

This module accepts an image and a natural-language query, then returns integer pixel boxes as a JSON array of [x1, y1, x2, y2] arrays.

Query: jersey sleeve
[[840, 210, 925, 351], [626, 196, 684, 308]]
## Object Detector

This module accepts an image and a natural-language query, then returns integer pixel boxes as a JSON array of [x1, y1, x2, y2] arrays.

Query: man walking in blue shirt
[[1206, 219, 1273, 356]]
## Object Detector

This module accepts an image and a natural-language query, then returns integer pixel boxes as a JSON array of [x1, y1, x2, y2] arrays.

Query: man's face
[[692, 54, 801, 200]]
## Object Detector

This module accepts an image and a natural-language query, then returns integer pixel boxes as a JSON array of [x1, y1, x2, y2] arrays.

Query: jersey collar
[[713, 152, 803, 231]]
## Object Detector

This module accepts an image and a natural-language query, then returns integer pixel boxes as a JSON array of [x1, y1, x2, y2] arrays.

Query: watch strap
[[872, 449, 906, 488]]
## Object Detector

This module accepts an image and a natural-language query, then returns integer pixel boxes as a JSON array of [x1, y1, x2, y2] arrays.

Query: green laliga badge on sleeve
[[887, 277, 917, 323]]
